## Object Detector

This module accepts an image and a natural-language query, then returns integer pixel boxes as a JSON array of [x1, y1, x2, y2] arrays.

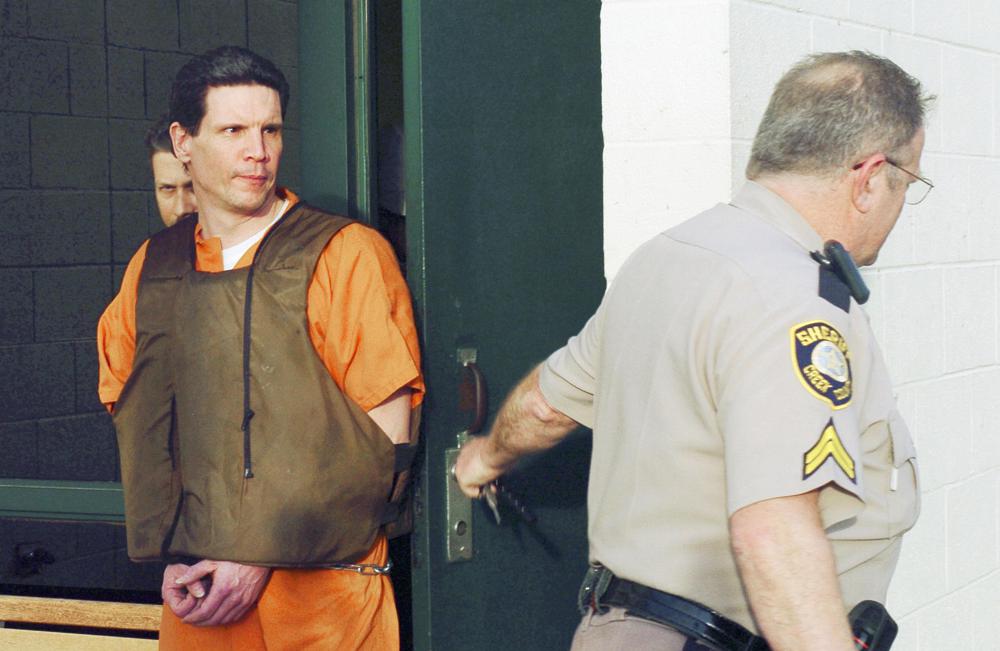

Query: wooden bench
[[0, 595, 160, 650]]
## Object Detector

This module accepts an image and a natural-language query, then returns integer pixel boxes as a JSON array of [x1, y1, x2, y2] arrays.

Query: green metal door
[[403, 2, 605, 649]]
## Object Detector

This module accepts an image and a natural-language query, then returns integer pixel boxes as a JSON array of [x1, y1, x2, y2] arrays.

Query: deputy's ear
[[850, 155, 887, 214], [170, 122, 192, 164]]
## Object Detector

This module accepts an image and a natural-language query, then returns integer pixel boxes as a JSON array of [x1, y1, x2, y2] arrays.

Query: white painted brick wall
[[910, 155, 970, 265], [943, 266, 996, 372], [881, 269, 946, 383], [947, 473, 999, 589], [971, 370, 1000, 473], [729, 1, 812, 141], [968, 158, 1000, 261], [601, 1, 1000, 648], [850, 0, 913, 33], [600, 0, 731, 275], [941, 47, 993, 157], [914, 0, 970, 43], [885, 484, 948, 614]]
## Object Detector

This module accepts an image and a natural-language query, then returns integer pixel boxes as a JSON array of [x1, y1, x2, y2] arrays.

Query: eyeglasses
[[850, 158, 934, 205], [886, 158, 934, 205]]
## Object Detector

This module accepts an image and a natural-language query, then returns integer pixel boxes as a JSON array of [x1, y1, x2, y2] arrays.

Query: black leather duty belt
[[600, 576, 770, 651]]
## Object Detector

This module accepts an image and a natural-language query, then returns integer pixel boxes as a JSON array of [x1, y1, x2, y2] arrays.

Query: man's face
[[151, 151, 197, 227], [173, 84, 283, 219], [856, 127, 926, 266]]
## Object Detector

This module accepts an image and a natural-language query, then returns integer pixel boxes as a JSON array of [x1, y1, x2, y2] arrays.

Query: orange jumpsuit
[[98, 189, 424, 650]]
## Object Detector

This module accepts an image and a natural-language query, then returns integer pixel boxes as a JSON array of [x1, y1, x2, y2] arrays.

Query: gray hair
[[746, 51, 932, 179]]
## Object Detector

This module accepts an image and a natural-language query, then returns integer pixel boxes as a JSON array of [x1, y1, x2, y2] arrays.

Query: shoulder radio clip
[[810, 240, 870, 305]]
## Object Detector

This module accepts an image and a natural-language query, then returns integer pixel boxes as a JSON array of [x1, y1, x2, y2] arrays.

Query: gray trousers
[[570, 606, 720, 651]]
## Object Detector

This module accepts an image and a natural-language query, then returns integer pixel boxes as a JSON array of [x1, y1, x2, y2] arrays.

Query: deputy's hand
[[174, 560, 271, 627], [454, 435, 506, 499]]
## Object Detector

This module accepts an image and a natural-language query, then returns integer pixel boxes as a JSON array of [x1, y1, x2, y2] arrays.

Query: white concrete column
[[601, 0, 731, 278]]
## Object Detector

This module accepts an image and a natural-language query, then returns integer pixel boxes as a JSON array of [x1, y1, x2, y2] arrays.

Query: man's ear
[[170, 122, 192, 164], [850, 155, 887, 214]]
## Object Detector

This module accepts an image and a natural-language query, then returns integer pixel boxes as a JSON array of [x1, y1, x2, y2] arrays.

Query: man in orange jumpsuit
[[98, 46, 423, 650]]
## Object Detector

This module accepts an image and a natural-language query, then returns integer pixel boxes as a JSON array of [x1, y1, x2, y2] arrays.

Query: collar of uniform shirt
[[730, 180, 826, 254]]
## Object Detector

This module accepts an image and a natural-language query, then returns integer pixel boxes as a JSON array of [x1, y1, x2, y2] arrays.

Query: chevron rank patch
[[803, 418, 856, 483], [791, 321, 852, 409]]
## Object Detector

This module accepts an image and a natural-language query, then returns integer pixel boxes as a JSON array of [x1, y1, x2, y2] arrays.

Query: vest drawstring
[[241, 409, 255, 478], [238, 206, 292, 480], [241, 262, 257, 479]]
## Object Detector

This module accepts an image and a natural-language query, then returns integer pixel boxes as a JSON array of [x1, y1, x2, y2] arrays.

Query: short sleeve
[[307, 223, 424, 412], [96, 241, 148, 409], [538, 304, 603, 428], [716, 283, 865, 529]]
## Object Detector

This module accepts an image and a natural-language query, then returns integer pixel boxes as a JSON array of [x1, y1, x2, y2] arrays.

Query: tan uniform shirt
[[540, 181, 919, 632]]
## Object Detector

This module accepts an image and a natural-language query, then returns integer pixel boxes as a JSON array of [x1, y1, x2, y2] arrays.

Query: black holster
[[848, 600, 897, 650]]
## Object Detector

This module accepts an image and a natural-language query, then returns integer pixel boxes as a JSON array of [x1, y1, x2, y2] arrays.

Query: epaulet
[[810, 241, 869, 313], [817, 262, 852, 312]]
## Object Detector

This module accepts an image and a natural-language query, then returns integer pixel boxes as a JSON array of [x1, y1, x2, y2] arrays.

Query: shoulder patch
[[803, 418, 856, 483], [790, 320, 852, 409]]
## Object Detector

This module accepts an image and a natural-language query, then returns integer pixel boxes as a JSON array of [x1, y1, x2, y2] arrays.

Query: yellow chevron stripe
[[803, 422, 856, 480]]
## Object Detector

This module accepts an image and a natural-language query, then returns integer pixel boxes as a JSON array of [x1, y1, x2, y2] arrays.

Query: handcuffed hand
[[162, 563, 207, 620], [163, 560, 271, 627]]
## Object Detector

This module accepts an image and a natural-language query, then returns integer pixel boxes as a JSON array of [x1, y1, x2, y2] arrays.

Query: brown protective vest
[[113, 204, 420, 567]]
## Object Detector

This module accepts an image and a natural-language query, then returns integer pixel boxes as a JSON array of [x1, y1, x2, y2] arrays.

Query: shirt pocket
[[888, 408, 917, 467], [886, 408, 920, 533]]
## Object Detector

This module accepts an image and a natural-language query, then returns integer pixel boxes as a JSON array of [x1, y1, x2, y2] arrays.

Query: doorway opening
[[374, 0, 407, 275], [372, 2, 413, 648]]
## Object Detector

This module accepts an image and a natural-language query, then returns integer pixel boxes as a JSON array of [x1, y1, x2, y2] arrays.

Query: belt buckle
[[576, 564, 613, 616]]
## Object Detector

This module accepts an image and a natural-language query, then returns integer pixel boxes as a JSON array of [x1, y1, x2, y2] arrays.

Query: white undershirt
[[221, 198, 289, 271]]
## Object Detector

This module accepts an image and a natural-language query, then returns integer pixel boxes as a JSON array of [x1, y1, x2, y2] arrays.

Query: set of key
[[480, 478, 537, 525]]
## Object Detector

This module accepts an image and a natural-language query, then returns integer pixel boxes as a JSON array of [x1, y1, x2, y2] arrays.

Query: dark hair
[[144, 113, 174, 158], [168, 45, 290, 135], [747, 51, 933, 179]]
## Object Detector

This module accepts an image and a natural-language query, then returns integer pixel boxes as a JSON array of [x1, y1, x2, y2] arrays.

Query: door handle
[[458, 347, 487, 436], [446, 347, 487, 562]]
